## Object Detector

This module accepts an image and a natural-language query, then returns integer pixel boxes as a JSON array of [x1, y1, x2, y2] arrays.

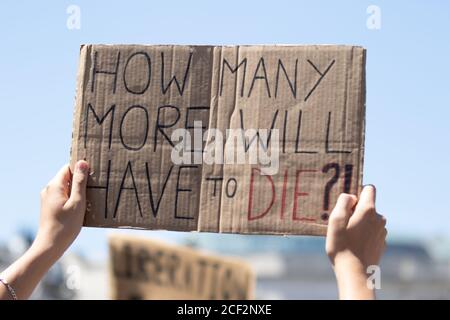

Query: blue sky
[[0, 1, 449, 257]]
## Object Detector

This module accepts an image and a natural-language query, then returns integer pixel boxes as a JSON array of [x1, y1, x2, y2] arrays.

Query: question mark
[[343, 164, 353, 194], [321, 163, 340, 221], [321, 163, 354, 221]]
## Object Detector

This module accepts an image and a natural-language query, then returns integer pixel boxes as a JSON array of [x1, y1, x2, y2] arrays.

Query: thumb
[[69, 160, 90, 204], [328, 193, 357, 230]]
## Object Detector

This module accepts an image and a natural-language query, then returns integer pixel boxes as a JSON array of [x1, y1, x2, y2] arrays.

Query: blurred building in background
[[187, 234, 450, 299], [1, 232, 449, 299]]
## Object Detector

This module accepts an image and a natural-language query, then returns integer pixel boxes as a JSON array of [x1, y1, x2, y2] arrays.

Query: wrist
[[333, 252, 366, 273], [332, 252, 375, 300]]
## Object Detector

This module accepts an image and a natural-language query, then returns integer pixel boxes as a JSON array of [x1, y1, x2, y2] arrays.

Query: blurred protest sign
[[71, 45, 366, 235], [108, 234, 254, 299]]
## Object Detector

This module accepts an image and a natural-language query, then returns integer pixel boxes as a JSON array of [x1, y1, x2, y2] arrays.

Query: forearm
[[0, 161, 88, 300], [334, 258, 375, 300], [0, 240, 60, 300]]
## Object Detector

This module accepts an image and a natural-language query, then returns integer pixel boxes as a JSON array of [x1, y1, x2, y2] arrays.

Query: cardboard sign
[[71, 45, 366, 236], [108, 234, 254, 299]]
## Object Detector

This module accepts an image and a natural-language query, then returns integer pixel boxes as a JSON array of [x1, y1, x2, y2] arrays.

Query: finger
[[49, 164, 71, 196], [355, 184, 377, 214], [328, 193, 358, 227], [69, 160, 90, 203]]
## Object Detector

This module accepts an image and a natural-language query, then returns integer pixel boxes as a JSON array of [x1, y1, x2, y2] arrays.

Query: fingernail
[[76, 161, 89, 175], [363, 184, 376, 191]]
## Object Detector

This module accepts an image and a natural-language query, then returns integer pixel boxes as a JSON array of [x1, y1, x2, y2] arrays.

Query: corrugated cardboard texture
[[71, 45, 366, 236], [108, 234, 255, 299]]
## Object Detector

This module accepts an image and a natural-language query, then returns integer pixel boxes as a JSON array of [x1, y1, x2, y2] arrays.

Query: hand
[[33, 160, 90, 259], [326, 185, 387, 299], [0, 160, 89, 300]]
